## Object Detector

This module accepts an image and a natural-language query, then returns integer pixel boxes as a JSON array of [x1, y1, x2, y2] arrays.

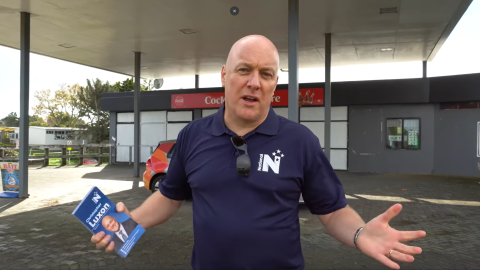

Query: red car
[[143, 140, 176, 193]]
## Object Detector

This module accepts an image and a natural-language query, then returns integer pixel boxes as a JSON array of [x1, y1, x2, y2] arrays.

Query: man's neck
[[224, 110, 268, 137]]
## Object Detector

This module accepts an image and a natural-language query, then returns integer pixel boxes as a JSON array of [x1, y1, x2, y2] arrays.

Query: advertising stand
[[0, 162, 20, 198]]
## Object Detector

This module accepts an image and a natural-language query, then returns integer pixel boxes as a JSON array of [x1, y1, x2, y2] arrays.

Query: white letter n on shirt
[[262, 155, 280, 174]]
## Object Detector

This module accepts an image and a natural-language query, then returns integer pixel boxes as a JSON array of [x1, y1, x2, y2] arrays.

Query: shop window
[[386, 118, 420, 150]]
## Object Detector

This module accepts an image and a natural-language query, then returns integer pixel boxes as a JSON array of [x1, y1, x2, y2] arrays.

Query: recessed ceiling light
[[379, 7, 398, 14], [142, 66, 149, 70], [280, 69, 289, 72], [58, 43, 75, 48], [380, 47, 394, 52], [179, 29, 197, 34]]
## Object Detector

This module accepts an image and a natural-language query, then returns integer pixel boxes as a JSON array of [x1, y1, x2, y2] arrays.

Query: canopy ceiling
[[0, 0, 472, 79]]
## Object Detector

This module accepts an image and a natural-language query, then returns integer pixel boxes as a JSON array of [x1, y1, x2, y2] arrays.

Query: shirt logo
[[258, 150, 284, 174]]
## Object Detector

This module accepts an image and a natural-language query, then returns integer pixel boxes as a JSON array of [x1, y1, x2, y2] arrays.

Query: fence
[[0, 144, 115, 166], [0, 144, 158, 166]]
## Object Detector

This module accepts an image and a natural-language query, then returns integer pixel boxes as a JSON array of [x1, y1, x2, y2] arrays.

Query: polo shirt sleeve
[[158, 127, 191, 201], [302, 137, 348, 215]]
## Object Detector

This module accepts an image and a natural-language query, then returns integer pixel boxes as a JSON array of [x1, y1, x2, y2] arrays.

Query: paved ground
[[1, 164, 480, 270]]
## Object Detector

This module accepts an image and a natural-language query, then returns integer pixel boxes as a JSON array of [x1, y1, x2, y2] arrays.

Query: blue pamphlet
[[72, 186, 145, 258]]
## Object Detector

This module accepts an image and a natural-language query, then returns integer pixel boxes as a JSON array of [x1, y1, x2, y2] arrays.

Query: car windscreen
[[167, 144, 176, 159]]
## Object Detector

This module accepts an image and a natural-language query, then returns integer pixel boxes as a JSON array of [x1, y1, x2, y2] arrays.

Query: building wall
[[29, 128, 45, 145], [433, 105, 480, 177], [199, 106, 349, 170], [348, 104, 435, 174], [114, 111, 192, 163]]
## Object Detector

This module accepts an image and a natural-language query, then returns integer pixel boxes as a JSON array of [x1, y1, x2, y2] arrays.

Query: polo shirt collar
[[211, 103, 279, 136]]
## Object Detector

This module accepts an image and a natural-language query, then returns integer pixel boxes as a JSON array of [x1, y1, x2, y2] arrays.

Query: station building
[[101, 72, 480, 178]]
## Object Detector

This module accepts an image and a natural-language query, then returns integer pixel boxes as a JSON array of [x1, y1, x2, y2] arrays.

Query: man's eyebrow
[[235, 63, 276, 73], [235, 62, 253, 68]]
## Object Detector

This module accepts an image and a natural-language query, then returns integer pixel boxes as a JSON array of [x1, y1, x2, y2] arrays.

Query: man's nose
[[247, 71, 261, 90]]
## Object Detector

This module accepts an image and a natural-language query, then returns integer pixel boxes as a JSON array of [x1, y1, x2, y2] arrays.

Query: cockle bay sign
[[171, 88, 324, 109]]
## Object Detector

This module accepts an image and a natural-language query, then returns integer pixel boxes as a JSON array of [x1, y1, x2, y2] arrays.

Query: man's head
[[221, 35, 279, 126], [102, 215, 120, 232]]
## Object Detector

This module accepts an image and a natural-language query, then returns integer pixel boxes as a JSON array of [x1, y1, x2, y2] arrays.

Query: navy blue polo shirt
[[159, 103, 348, 270]]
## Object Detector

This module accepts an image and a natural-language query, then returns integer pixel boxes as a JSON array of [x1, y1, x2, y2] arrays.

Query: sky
[[1, 0, 480, 119]]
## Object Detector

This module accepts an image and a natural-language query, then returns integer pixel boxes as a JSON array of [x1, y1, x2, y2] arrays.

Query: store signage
[[171, 88, 324, 109]]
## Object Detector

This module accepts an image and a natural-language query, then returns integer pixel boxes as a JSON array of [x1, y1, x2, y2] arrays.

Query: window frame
[[385, 118, 421, 150]]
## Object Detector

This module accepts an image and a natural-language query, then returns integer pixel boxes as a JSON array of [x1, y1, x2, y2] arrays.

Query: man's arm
[[318, 205, 365, 248], [129, 191, 184, 229]]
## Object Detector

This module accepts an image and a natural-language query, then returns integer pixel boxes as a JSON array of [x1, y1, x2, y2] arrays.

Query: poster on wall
[[407, 130, 419, 147], [0, 162, 20, 198]]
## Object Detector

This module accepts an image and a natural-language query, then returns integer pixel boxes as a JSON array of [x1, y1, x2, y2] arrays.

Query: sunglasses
[[231, 136, 251, 177]]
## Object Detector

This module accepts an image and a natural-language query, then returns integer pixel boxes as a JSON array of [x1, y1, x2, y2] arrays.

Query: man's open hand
[[356, 203, 426, 269]]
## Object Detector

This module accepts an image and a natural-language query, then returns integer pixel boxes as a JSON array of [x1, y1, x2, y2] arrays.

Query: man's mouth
[[242, 95, 259, 104]]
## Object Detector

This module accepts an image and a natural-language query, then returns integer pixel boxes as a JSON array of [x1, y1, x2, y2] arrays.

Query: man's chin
[[237, 110, 261, 122]]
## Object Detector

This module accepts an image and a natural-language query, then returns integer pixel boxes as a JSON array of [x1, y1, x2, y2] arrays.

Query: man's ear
[[221, 65, 226, 87]]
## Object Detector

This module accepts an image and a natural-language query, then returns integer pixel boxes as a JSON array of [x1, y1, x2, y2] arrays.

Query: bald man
[[92, 35, 426, 270]]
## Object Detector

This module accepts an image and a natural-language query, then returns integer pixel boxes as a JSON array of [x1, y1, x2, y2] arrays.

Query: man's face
[[221, 38, 279, 123], [102, 216, 120, 232]]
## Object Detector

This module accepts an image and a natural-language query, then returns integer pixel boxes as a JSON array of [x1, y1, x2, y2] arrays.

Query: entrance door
[[299, 106, 348, 170], [116, 124, 134, 162], [141, 111, 167, 162]]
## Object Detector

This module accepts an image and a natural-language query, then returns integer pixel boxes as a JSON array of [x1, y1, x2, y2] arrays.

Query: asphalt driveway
[[1, 164, 479, 270]]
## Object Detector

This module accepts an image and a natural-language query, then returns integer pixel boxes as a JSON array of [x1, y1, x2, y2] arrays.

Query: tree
[[76, 78, 115, 143], [142, 79, 154, 91], [112, 77, 134, 92], [33, 84, 81, 127], [112, 77, 154, 92], [29, 115, 48, 127], [1, 112, 19, 127]]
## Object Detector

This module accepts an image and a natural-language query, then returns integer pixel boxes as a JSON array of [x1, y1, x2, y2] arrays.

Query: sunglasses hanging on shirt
[[230, 136, 251, 177]]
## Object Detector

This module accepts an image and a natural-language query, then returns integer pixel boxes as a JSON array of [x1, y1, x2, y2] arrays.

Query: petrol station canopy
[[0, 0, 472, 79]]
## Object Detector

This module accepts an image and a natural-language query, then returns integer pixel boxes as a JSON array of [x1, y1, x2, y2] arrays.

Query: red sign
[[171, 88, 323, 109]]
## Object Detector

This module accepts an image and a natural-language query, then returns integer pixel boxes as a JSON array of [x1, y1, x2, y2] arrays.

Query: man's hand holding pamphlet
[[72, 186, 145, 258]]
